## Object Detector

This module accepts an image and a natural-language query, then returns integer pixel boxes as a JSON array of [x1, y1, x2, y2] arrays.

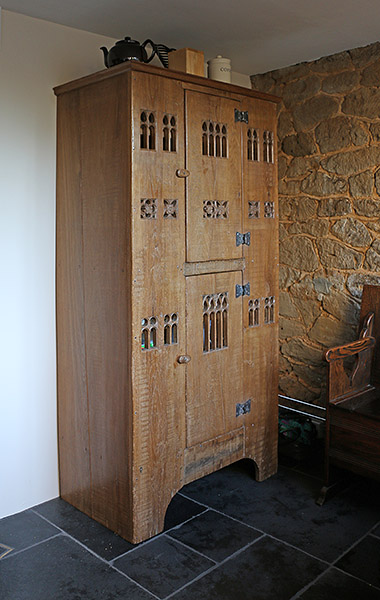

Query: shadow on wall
[[251, 41, 380, 406]]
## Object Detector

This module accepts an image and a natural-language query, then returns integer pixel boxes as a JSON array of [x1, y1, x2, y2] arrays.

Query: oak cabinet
[[55, 62, 279, 543]]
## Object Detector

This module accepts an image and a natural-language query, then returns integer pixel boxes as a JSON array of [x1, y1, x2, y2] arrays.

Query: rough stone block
[[321, 70, 360, 94], [370, 122, 380, 142], [374, 169, 380, 196], [321, 147, 380, 176], [293, 95, 340, 132], [281, 338, 322, 366], [291, 291, 321, 328], [292, 364, 324, 387], [349, 42, 380, 68], [301, 170, 347, 196], [342, 87, 380, 118], [313, 276, 333, 294], [279, 374, 319, 402], [315, 116, 351, 153], [331, 217, 372, 247], [317, 238, 363, 269], [310, 51, 352, 73], [279, 265, 301, 289], [282, 75, 321, 108], [348, 170, 374, 198], [250, 72, 275, 93], [290, 197, 318, 221], [279, 316, 306, 339], [288, 219, 329, 237], [364, 239, 380, 270], [317, 198, 352, 217], [279, 223, 288, 241], [278, 111, 294, 138], [353, 198, 380, 216], [350, 120, 369, 146], [347, 272, 380, 297], [309, 314, 355, 347], [286, 156, 319, 178], [281, 236, 319, 271], [278, 179, 302, 195], [279, 197, 292, 219], [279, 291, 300, 318], [367, 219, 380, 232], [282, 132, 317, 157], [361, 59, 380, 86], [270, 62, 311, 82], [322, 290, 360, 324]]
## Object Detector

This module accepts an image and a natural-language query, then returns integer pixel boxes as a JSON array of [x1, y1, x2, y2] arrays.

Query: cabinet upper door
[[185, 91, 242, 262]]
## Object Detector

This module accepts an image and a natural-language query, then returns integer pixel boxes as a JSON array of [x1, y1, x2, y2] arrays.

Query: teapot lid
[[115, 36, 140, 45]]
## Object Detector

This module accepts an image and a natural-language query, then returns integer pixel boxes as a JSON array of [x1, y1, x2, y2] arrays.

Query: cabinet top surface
[[53, 60, 280, 104]]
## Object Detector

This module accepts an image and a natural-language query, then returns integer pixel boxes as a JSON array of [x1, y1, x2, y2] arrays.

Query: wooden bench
[[317, 284, 380, 505]]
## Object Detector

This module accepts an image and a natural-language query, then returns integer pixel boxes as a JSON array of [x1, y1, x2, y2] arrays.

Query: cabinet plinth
[[55, 62, 280, 543]]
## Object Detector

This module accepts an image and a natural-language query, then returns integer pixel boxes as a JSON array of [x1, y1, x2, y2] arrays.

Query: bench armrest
[[325, 312, 376, 402]]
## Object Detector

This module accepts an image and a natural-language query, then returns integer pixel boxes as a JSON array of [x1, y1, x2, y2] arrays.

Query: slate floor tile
[[182, 462, 380, 562], [0, 534, 154, 600], [171, 535, 327, 600], [164, 493, 207, 531], [297, 567, 380, 600], [113, 534, 214, 598], [335, 534, 380, 588], [33, 497, 134, 560], [0, 510, 59, 555], [168, 509, 262, 562]]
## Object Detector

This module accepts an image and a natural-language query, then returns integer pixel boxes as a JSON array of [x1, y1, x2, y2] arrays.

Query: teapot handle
[[141, 39, 157, 63]]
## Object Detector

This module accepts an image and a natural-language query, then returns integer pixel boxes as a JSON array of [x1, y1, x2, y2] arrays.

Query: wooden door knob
[[177, 355, 191, 364], [176, 169, 190, 178]]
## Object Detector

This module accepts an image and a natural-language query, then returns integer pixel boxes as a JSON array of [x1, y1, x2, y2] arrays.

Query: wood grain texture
[[184, 429, 244, 484], [183, 258, 245, 276], [55, 62, 279, 543], [360, 285, 380, 387], [186, 271, 243, 447], [56, 90, 92, 512], [322, 285, 380, 495], [168, 48, 205, 77], [54, 61, 281, 105], [185, 90, 242, 262], [130, 72, 186, 541], [79, 73, 133, 538], [240, 97, 279, 481]]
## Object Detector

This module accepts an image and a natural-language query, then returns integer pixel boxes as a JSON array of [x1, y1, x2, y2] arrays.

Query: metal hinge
[[236, 232, 251, 247], [236, 399, 251, 417], [235, 109, 249, 124], [236, 282, 250, 298]]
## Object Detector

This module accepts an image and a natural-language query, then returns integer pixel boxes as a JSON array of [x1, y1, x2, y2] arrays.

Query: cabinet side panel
[[130, 73, 186, 542], [56, 92, 92, 510], [80, 75, 133, 538], [241, 98, 279, 479]]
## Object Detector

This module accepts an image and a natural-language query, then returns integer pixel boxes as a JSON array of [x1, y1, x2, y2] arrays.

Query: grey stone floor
[[1, 449, 380, 599]]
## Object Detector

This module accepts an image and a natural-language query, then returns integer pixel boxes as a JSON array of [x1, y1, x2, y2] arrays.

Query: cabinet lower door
[[185, 271, 243, 447]]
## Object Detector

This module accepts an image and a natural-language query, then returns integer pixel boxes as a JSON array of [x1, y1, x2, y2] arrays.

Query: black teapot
[[101, 37, 175, 69]]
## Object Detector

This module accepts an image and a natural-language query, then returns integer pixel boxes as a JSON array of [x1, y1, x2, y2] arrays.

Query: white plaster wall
[[0, 9, 115, 518]]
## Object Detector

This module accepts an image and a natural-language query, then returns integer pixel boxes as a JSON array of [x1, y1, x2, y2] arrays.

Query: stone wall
[[251, 42, 380, 405]]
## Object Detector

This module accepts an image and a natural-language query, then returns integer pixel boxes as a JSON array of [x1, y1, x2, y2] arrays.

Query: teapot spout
[[100, 46, 109, 67]]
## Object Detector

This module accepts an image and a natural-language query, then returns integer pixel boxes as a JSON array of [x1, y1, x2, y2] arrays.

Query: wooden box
[[168, 47, 205, 77]]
